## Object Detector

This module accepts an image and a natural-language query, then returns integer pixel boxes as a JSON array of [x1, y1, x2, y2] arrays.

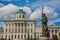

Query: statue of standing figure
[[41, 6, 50, 38]]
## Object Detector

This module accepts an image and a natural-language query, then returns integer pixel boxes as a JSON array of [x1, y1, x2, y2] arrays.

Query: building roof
[[16, 9, 26, 14], [48, 25, 60, 29], [4, 18, 35, 22]]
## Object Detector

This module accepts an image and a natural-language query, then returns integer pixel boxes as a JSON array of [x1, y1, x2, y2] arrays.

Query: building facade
[[0, 9, 60, 40]]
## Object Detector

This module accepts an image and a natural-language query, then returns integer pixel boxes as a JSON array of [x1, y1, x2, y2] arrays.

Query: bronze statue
[[41, 6, 50, 37]]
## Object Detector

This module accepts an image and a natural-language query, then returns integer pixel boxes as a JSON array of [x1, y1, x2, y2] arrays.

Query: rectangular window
[[21, 35, 23, 39], [22, 28, 23, 33], [9, 28, 10, 33], [11, 35, 13, 38], [15, 23, 17, 26], [15, 28, 17, 33], [5, 24, 7, 26], [25, 28, 27, 33], [18, 35, 20, 39], [21, 23, 23, 27], [6, 29, 7, 32], [24, 35, 26, 39], [9, 35, 10, 39], [9, 24, 11, 26], [15, 35, 16, 39], [12, 28, 13, 33], [28, 28, 29, 33], [19, 15, 21, 18], [31, 29, 32, 33], [18, 28, 20, 33], [18, 23, 20, 26], [23, 15, 24, 18]]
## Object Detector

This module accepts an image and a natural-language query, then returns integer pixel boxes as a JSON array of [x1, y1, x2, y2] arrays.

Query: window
[[17, 15, 18, 18], [21, 35, 23, 39], [28, 24, 29, 26], [22, 28, 23, 33], [9, 35, 10, 39], [28, 28, 29, 33], [9, 24, 11, 26], [25, 24, 26, 27], [18, 23, 20, 26], [12, 28, 13, 33], [18, 35, 20, 39], [31, 24, 33, 26], [15, 23, 17, 26], [15, 35, 16, 39], [6, 29, 7, 32], [19, 15, 21, 18], [31, 35, 32, 38], [9, 28, 10, 33], [55, 30, 57, 33], [12, 24, 14, 26], [15, 28, 17, 33], [21, 23, 23, 27], [5, 24, 7, 26], [24, 35, 26, 39], [23, 15, 24, 18], [25, 28, 27, 33], [11, 35, 13, 38], [52, 30, 54, 33], [18, 28, 20, 33], [31, 29, 32, 33]]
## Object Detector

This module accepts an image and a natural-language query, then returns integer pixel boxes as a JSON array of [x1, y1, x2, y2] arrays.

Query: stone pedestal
[[39, 37, 49, 40]]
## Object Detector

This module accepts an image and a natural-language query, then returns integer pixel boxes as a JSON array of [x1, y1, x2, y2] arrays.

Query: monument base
[[39, 37, 50, 40]]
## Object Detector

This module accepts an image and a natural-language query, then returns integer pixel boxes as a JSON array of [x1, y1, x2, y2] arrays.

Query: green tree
[[52, 34, 58, 40]]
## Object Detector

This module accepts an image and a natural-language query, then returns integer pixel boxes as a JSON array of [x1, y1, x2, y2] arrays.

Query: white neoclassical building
[[0, 9, 60, 40]]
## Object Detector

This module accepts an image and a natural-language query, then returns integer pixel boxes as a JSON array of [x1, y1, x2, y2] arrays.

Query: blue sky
[[0, 0, 60, 26]]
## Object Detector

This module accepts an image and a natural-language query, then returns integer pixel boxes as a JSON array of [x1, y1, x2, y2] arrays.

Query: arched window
[[19, 15, 21, 18], [23, 15, 24, 18]]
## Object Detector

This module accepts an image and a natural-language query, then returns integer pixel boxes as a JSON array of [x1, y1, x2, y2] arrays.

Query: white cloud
[[46, 0, 60, 8], [0, 4, 19, 19], [30, 6, 58, 20], [23, 7, 31, 15], [0, 4, 32, 19]]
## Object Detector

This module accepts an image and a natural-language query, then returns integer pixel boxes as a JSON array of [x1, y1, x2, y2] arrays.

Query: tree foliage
[[52, 34, 58, 40]]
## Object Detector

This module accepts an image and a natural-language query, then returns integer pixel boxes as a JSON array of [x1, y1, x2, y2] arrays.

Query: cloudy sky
[[0, 0, 60, 27]]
